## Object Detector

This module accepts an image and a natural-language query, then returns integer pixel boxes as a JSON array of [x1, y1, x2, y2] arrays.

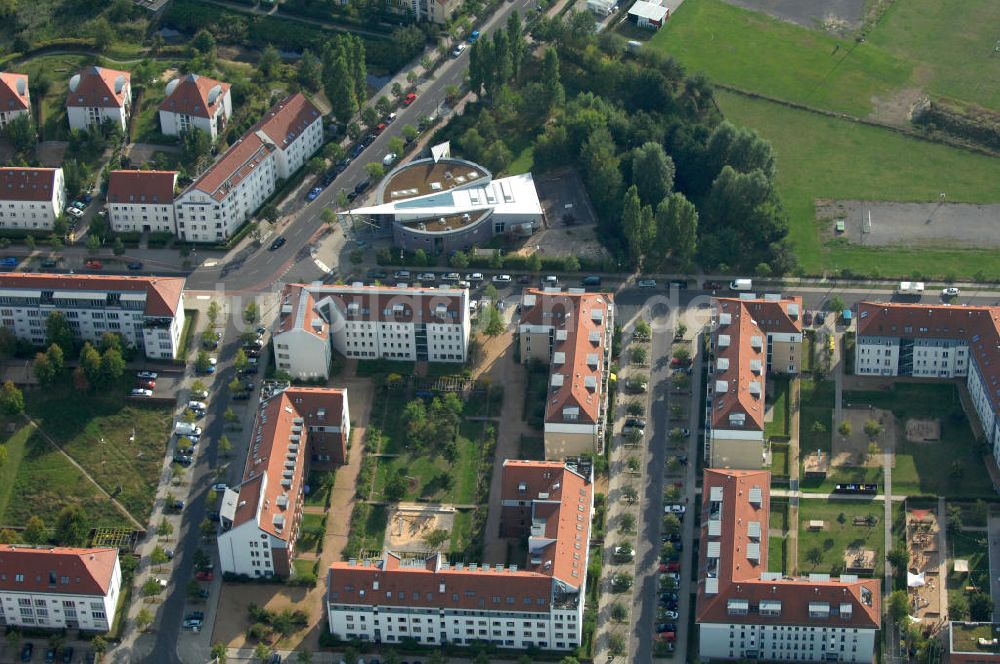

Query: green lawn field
[[797, 499, 900, 577], [717, 90, 1000, 279], [651, 0, 911, 116]]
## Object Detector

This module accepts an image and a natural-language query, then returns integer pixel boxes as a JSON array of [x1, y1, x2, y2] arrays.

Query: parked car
[[124, 261, 143, 270], [60, 647, 74, 664], [658, 609, 679, 620], [232, 391, 250, 401], [44, 648, 56, 664], [137, 371, 158, 379], [84, 259, 102, 269], [441, 272, 460, 281], [669, 279, 688, 290], [942, 287, 960, 297], [637, 279, 657, 288], [625, 417, 646, 429], [665, 503, 686, 514], [187, 400, 207, 412], [803, 311, 813, 326], [466, 272, 485, 282], [137, 379, 155, 389], [131, 388, 153, 397], [815, 311, 826, 325], [212, 483, 228, 493], [170, 499, 185, 511], [492, 274, 512, 283], [65, 207, 84, 218], [417, 272, 436, 282], [268, 237, 286, 251], [195, 570, 213, 581], [468, 30, 480, 42], [40, 259, 58, 268], [402, 92, 417, 106], [306, 186, 323, 201], [452, 42, 467, 57], [581, 275, 601, 287], [354, 178, 370, 194], [613, 546, 634, 561], [183, 618, 204, 630], [20, 642, 33, 662], [173, 454, 193, 465]]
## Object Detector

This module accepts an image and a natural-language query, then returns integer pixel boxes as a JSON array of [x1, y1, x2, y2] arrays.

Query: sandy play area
[[906, 418, 941, 443], [384, 503, 456, 553]]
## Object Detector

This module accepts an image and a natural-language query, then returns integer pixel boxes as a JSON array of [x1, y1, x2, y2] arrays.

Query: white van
[[729, 278, 753, 291], [174, 422, 203, 437]]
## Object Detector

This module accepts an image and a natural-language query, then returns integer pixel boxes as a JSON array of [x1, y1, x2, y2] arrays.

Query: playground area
[[831, 407, 895, 468], [906, 507, 945, 622], [383, 503, 457, 553], [906, 418, 941, 443]]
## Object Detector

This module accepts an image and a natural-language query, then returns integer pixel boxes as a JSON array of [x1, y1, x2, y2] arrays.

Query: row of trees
[[324, 34, 369, 125]]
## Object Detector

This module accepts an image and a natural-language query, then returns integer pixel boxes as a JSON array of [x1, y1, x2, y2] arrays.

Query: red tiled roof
[[0, 168, 59, 203], [0, 273, 183, 317], [107, 170, 177, 205], [159, 74, 230, 119], [519, 289, 613, 425], [66, 66, 129, 109], [255, 92, 321, 150], [696, 469, 880, 629], [277, 285, 325, 339], [186, 132, 272, 203], [711, 300, 767, 432], [328, 552, 554, 612], [0, 72, 29, 112], [234, 387, 347, 540], [500, 460, 593, 589], [0, 546, 118, 596], [857, 301, 1000, 422]]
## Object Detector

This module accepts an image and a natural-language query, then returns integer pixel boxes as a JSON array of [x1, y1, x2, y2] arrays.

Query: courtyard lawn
[[344, 503, 389, 559], [0, 422, 33, 522], [765, 376, 790, 439], [947, 528, 991, 621], [450, 509, 475, 555], [373, 420, 485, 504], [716, 90, 1000, 280], [651, 0, 911, 116], [369, 388, 410, 454], [768, 536, 785, 575], [797, 499, 897, 577], [4, 430, 127, 529], [844, 383, 994, 498], [23, 379, 175, 522], [867, 0, 1000, 113], [768, 443, 788, 478], [304, 469, 336, 507], [768, 499, 788, 533], [17, 54, 91, 141], [298, 513, 327, 553]]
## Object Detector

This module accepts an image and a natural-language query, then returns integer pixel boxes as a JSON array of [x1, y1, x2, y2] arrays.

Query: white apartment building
[[0, 545, 121, 631], [106, 170, 177, 234], [706, 296, 803, 470], [0, 72, 30, 128], [854, 302, 1000, 456], [158, 73, 232, 140], [0, 168, 65, 231], [696, 469, 880, 662], [517, 289, 614, 460], [173, 92, 322, 243], [273, 283, 471, 381], [65, 66, 131, 133], [218, 387, 350, 578], [326, 460, 593, 651], [0, 273, 186, 360]]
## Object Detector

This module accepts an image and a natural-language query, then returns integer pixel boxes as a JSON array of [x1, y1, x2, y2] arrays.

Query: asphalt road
[[185, 0, 537, 295]]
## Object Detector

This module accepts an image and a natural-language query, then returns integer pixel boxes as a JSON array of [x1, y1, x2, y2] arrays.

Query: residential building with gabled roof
[[518, 288, 614, 459], [173, 92, 323, 243], [218, 387, 350, 578], [0, 167, 66, 231], [0, 545, 122, 631], [696, 469, 880, 662], [706, 296, 802, 469], [272, 283, 471, 381], [0, 273, 185, 359], [106, 170, 178, 234], [158, 73, 232, 140], [65, 66, 131, 132], [0, 72, 30, 128], [325, 459, 593, 651], [854, 301, 1000, 460]]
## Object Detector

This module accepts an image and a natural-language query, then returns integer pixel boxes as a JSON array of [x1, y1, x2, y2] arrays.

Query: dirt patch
[[906, 418, 940, 442], [159, 67, 178, 83], [718, 0, 866, 32], [868, 87, 924, 126], [831, 407, 894, 468], [385, 503, 457, 553], [34, 141, 68, 167], [843, 547, 877, 573], [816, 199, 1000, 249], [530, 168, 611, 264]]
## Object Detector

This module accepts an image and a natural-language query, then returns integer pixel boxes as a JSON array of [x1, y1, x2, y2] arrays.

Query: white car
[[211, 483, 228, 492], [457, 280, 471, 289], [664, 503, 686, 514], [491, 274, 512, 283], [191, 389, 209, 400], [442, 272, 460, 281], [65, 207, 84, 218], [660, 610, 679, 620], [469, 300, 479, 313], [637, 279, 657, 288], [942, 287, 960, 297], [382, 153, 397, 166], [187, 401, 207, 411], [466, 273, 485, 282], [137, 371, 158, 379], [130, 388, 153, 397], [542, 275, 558, 286], [452, 43, 466, 57], [417, 272, 436, 282]]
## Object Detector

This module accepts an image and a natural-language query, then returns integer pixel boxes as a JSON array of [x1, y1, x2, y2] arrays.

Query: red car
[[195, 571, 213, 581], [137, 380, 155, 389], [85, 260, 102, 270], [659, 562, 681, 573], [670, 356, 692, 367], [374, 123, 386, 134], [402, 92, 417, 106]]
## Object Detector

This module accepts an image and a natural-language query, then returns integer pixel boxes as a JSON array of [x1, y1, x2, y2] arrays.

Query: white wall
[[174, 153, 276, 243], [0, 169, 65, 231], [0, 558, 120, 631], [855, 337, 899, 376], [272, 116, 323, 179], [159, 89, 231, 140], [67, 99, 129, 133], [0, 108, 28, 129], [699, 622, 876, 662], [273, 328, 331, 381], [108, 202, 176, 234]]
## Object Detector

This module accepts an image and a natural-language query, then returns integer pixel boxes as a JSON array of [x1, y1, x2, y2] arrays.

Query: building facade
[[854, 302, 1000, 458], [65, 66, 131, 133], [0, 72, 30, 128], [518, 289, 614, 459], [218, 387, 350, 578], [273, 283, 471, 381], [0, 273, 185, 359], [173, 92, 322, 243], [0, 545, 121, 631], [106, 170, 177, 234], [0, 168, 65, 231], [158, 74, 232, 140], [706, 296, 802, 469], [696, 469, 880, 662], [326, 460, 592, 652]]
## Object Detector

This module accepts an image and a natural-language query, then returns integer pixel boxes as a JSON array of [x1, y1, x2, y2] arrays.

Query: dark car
[[207, 511, 221, 522], [127, 261, 143, 270], [232, 392, 250, 401], [20, 643, 33, 662], [173, 454, 193, 466], [306, 186, 323, 201], [269, 654, 282, 664], [367, 269, 388, 280], [41, 259, 58, 268], [581, 275, 602, 287], [61, 648, 74, 664], [44, 648, 56, 664], [669, 279, 688, 290], [269, 237, 286, 251], [351, 144, 365, 159], [815, 311, 827, 325], [354, 178, 370, 194], [656, 623, 677, 633], [625, 417, 646, 429], [336, 158, 351, 173]]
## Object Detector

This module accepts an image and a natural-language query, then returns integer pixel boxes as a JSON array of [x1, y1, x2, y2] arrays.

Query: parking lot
[[531, 169, 611, 263]]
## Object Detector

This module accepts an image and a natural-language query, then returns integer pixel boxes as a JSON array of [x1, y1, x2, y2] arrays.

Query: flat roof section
[[382, 159, 488, 203]]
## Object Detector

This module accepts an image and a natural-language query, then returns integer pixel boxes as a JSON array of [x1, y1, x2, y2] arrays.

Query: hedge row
[[163, 0, 410, 71]]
